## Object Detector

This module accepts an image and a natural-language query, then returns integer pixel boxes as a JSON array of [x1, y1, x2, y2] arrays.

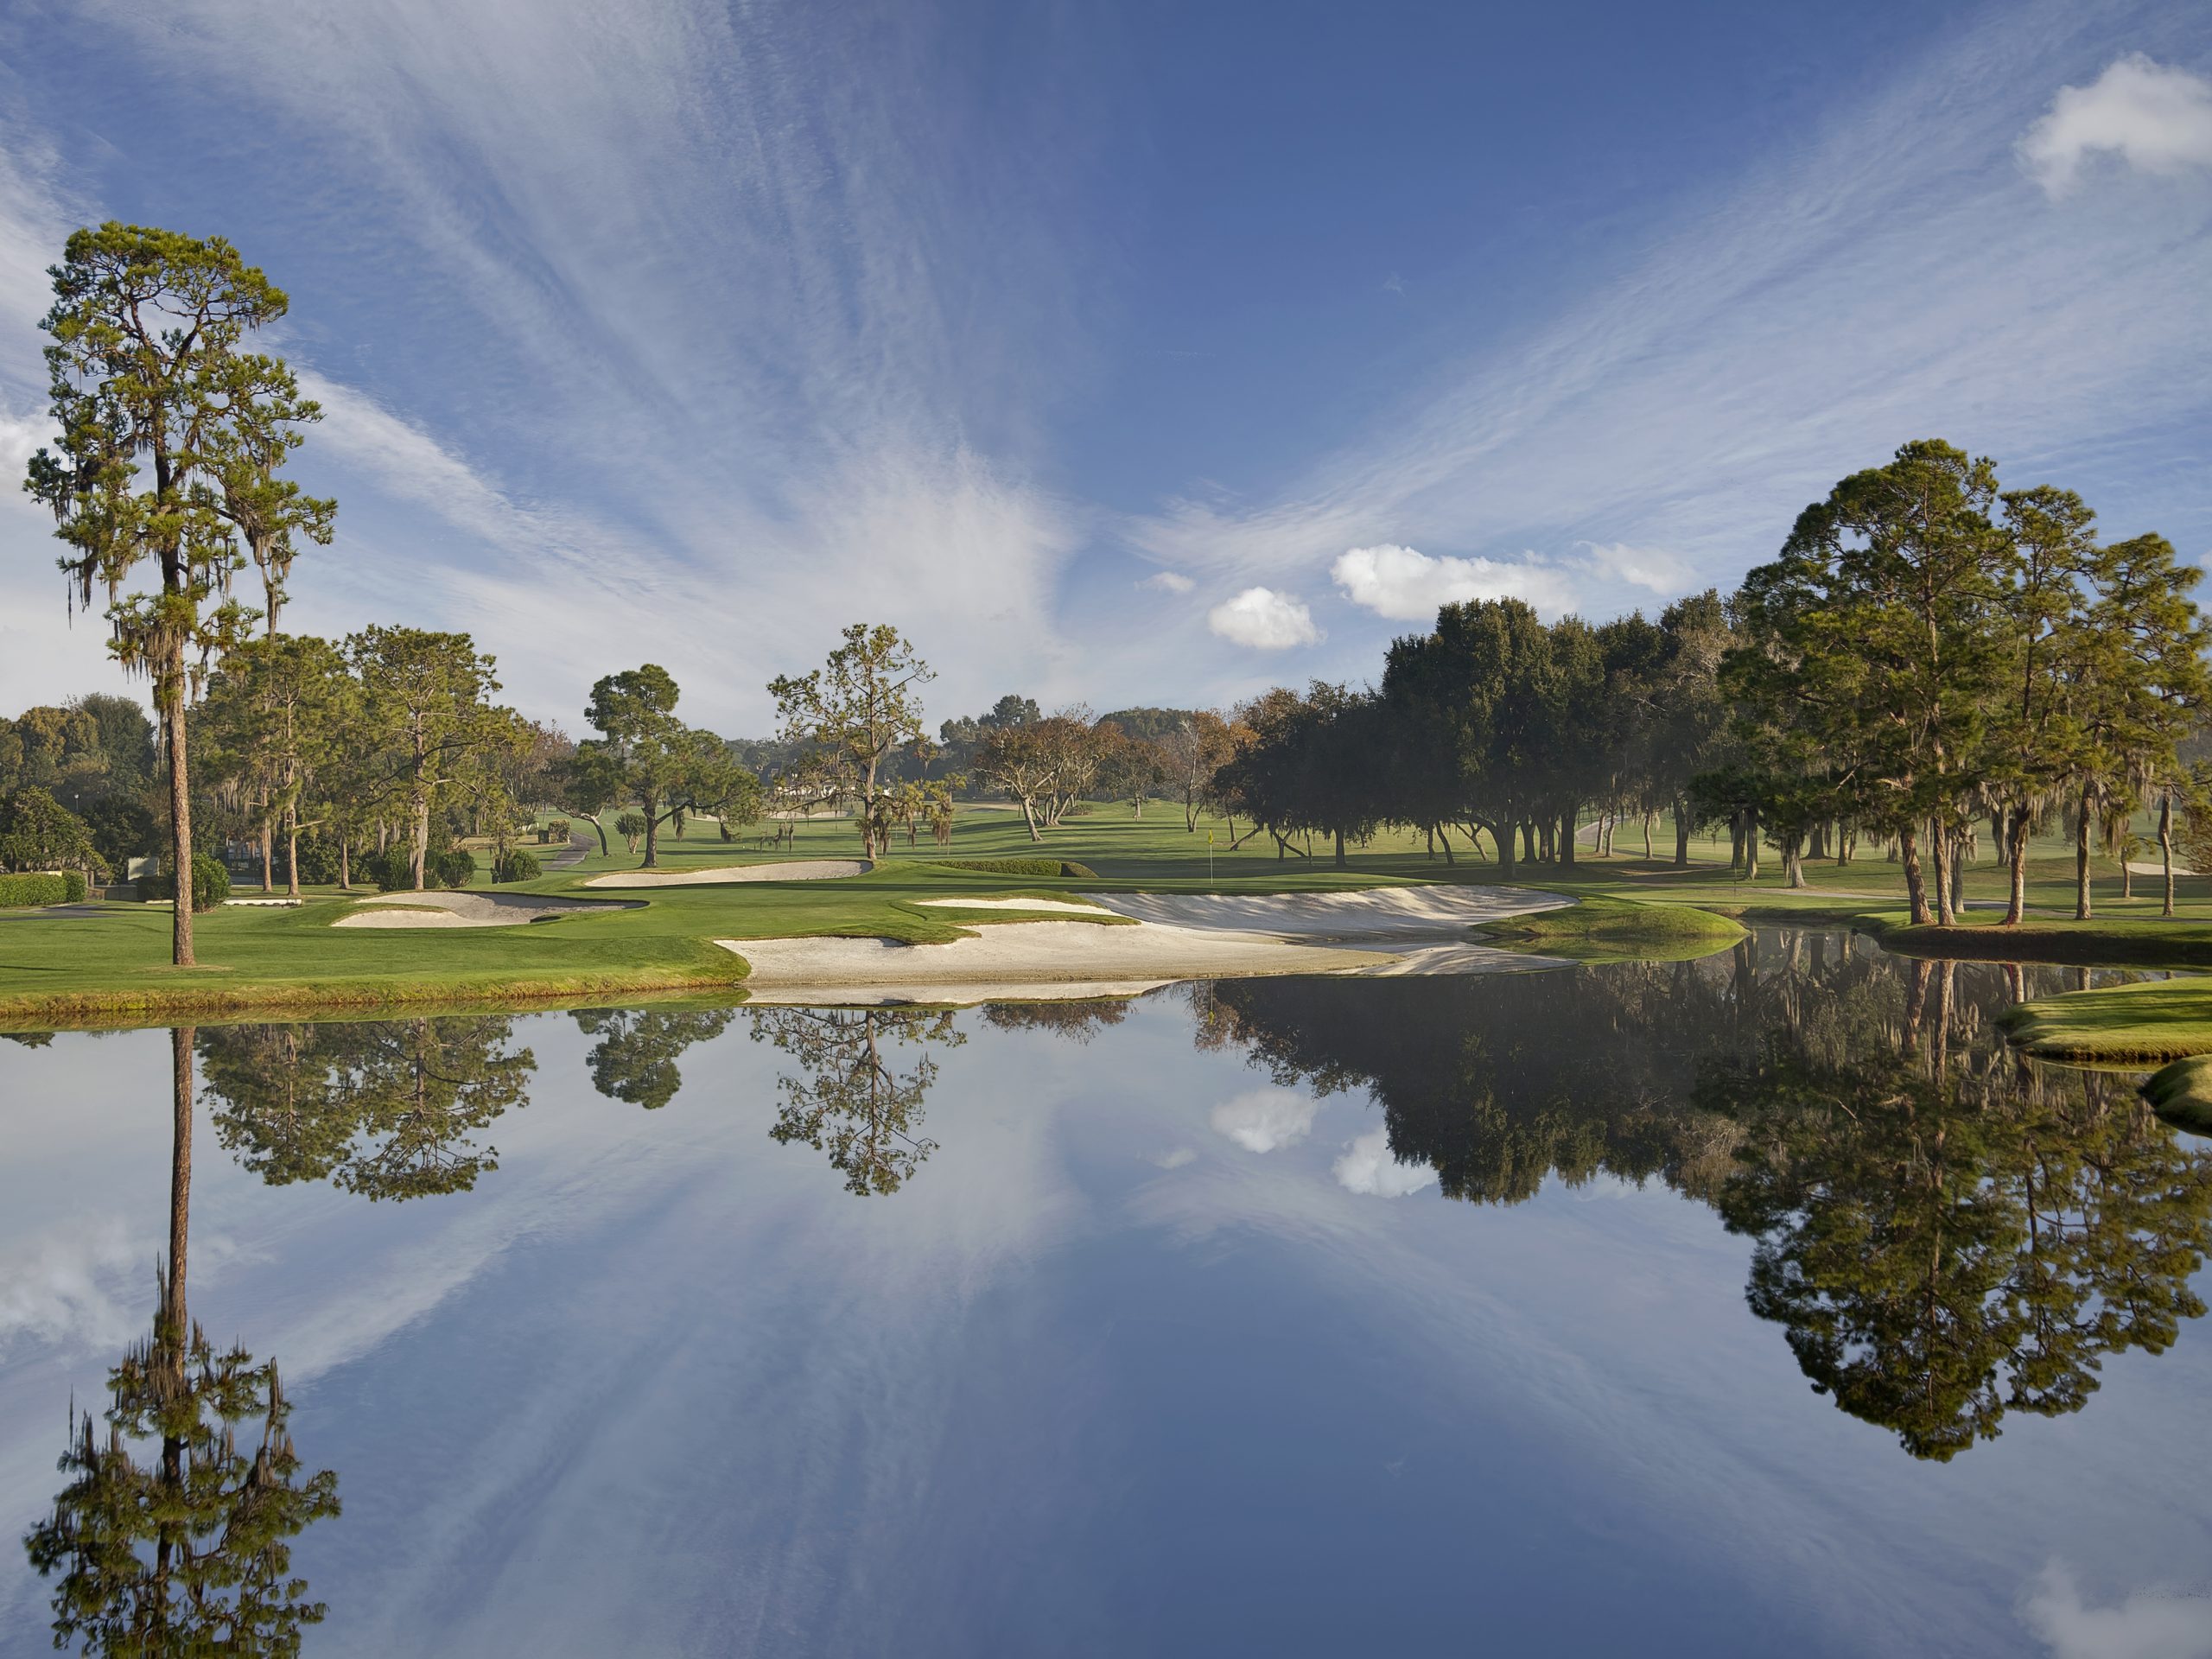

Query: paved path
[[550, 827, 595, 869]]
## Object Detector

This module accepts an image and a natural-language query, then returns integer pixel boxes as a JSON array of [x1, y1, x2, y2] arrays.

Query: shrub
[[135, 855, 230, 912], [932, 857, 1096, 879], [430, 849, 478, 889], [290, 834, 342, 886], [493, 848, 543, 884], [369, 847, 417, 893], [0, 871, 87, 907]]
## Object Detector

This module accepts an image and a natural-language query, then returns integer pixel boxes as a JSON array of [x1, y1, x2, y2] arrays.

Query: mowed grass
[[2, 799, 2207, 1028]]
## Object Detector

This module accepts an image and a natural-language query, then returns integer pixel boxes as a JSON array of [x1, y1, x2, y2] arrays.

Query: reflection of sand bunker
[[585, 859, 871, 888], [334, 891, 643, 928], [729, 885, 1573, 1001]]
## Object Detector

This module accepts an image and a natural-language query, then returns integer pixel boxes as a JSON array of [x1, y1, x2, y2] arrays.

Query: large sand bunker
[[333, 891, 643, 929], [728, 884, 1573, 1001], [585, 859, 871, 889]]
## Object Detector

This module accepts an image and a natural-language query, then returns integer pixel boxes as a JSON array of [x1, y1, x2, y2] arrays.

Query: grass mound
[[928, 857, 1098, 880], [2145, 1055, 2212, 1135], [1482, 894, 1745, 959], [1999, 976, 2212, 1063]]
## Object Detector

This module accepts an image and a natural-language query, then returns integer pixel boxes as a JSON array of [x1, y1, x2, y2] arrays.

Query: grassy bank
[[4, 802, 2208, 1031]]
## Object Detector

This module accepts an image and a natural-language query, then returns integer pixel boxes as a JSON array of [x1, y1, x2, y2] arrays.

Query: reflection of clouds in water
[[1147, 1147, 1197, 1170], [2023, 1561, 2212, 1659], [0, 1217, 143, 1356], [1333, 1130, 1436, 1198], [1209, 1089, 1321, 1154]]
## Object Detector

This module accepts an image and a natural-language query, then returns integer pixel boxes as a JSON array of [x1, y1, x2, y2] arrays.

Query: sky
[[1, 0, 2209, 736]]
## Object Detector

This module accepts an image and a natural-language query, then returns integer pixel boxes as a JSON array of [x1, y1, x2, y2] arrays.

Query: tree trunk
[[168, 1025, 194, 1326], [1020, 796, 1042, 841], [2161, 791, 2177, 918], [162, 676, 195, 965], [1643, 812, 1654, 861], [642, 790, 661, 868], [2004, 807, 2029, 926], [1900, 824, 1931, 925], [1333, 826, 1346, 869], [340, 837, 351, 891], [1675, 802, 1691, 869], [1743, 819, 1760, 882], [1784, 834, 1807, 889], [2075, 785, 2094, 921], [1438, 825, 1454, 866], [285, 802, 301, 898], [1559, 812, 1575, 866], [260, 817, 274, 893], [1728, 813, 1745, 872], [1521, 821, 1535, 863], [1931, 822, 1955, 927], [412, 798, 429, 891], [1491, 821, 1516, 879]]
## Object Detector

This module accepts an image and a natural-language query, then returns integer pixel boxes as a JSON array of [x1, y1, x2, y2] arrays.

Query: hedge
[[135, 855, 230, 912], [931, 857, 1097, 879], [0, 871, 88, 907]]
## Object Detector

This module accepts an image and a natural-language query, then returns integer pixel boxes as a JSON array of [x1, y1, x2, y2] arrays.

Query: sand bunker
[[914, 897, 1108, 915], [585, 859, 871, 889], [728, 884, 1573, 1001], [333, 891, 643, 929]]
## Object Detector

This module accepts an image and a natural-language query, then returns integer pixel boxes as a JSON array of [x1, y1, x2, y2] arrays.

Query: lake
[[3, 930, 2209, 1656]]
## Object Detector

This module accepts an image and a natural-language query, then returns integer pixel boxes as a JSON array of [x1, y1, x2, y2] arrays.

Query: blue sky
[[2, 0, 2209, 734]]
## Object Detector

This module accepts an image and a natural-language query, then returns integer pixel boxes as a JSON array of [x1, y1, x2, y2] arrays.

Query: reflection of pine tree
[[25, 1027, 339, 1652], [1198, 938, 2212, 1459], [750, 1008, 962, 1195], [201, 1017, 534, 1199], [977, 1000, 1131, 1043], [573, 1007, 736, 1109], [1706, 963, 2212, 1460]]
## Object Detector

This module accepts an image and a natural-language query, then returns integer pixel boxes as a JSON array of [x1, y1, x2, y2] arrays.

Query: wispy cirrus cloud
[[1126, 10, 2212, 643]]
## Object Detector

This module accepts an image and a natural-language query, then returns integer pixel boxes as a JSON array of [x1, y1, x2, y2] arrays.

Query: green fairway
[[6, 800, 2212, 1035]]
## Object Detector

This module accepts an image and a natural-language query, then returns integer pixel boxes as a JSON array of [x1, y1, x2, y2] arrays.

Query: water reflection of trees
[[573, 1007, 736, 1109], [24, 1029, 340, 1651], [749, 1008, 962, 1195], [199, 1017, 535, 1199], [1198, 937, 2212, 1459]]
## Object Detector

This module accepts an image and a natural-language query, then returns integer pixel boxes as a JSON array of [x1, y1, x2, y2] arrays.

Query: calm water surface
[[3, 931, 2210, 1656]]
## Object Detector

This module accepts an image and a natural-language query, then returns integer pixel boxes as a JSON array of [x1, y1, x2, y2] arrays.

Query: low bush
[[931, 857, 1097, 879], [369, 847, 417, 893], [0, 871, 87, 907], [290, 834, 343, 886], [430, 849, 478, 889], [493, 848, 543, 883], [134, 855, 230, 912]]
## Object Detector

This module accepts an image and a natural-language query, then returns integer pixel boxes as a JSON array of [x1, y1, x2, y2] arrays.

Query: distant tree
[[577, 664, 749, 868], [26, 224, 325, 965], [1096, 722, 1170, 817], [1160, 711, 1235, 833], [199, 633, 349, 894], [615, 810, 648, 852], [768, 625, 934, 859], [0, 786, 105, 879], [347, 627, 519, 892], [973, 721, 1058, 840]]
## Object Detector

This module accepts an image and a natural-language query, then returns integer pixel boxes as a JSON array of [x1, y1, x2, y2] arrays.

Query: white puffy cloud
[[1209, 1088, 1322, 1154], [1332, 1129, 1437, 1198], [2018, 54, 2212, 198], [1206, 586, 1320, 650], [1331, 543, 1577, 620], [1139, 569, 1195, 594], [2020, 1560, 2212, 1659]]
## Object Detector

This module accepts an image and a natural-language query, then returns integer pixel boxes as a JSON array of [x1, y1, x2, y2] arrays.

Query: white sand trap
[[1088, 886, 1568, 939], [2126, 860, 2197, 877], [728, 884, 1573, 997], [585, 859, 871, 889], [334, 891, 642, 929]]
